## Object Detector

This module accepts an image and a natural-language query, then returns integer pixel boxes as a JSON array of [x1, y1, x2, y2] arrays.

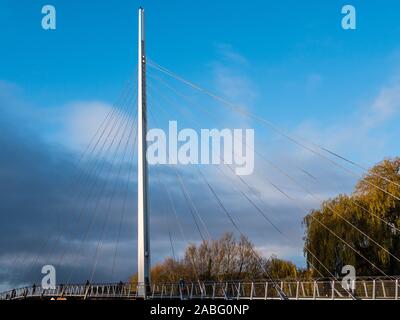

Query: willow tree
[[303, 158, 400, 277]]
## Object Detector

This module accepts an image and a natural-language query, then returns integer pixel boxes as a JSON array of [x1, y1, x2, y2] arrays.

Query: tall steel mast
[[137, 7, 150, 298]]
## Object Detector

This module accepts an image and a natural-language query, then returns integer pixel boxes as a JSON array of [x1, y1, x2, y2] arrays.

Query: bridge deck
[[1, 279, 399, 300]]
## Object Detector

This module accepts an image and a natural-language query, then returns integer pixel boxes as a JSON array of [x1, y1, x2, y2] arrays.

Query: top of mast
[[139, 7, 145, 41]]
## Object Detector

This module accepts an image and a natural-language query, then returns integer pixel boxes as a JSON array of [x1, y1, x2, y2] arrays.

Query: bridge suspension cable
[[3, 75, 137, 286], [153, 168, 177, 261], [148, 92, 289, 298], [57, 93, 136, 257], [146, 70, 395, 280], [147, 102, 211, 243], [89, 111, 139, 282], [65, 99, 137, 283], [111, 126, 138, 282], [147, 60, 400, 202], [152, 165, 202, 279], [147, 72, 400, 237], [159, 79, 400, 265], [146, 83, 357, 293]]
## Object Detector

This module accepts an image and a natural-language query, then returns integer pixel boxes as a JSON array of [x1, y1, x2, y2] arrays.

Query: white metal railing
[[1, 278, 400, 300]]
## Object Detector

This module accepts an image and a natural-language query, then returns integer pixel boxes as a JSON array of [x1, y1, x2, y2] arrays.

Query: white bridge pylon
[[137, 7, 150, 298]]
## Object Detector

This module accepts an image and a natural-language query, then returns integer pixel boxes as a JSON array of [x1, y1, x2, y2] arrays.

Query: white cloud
[[0, 81, 133, 158], [61, 101, 114, 150], [49, 101, 133, 156], [212, 45, 257, 108], [288, 78, 400, 166], [215, 43, 250, 66], [363, 81, 400, 129]]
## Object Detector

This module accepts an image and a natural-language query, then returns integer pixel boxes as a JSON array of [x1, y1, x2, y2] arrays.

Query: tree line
[[131, 233, 306, 283]]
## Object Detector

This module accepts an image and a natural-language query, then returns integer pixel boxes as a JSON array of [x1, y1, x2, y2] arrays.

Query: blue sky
[[1, 0, 400, 288], [1, 0, 400, 157]]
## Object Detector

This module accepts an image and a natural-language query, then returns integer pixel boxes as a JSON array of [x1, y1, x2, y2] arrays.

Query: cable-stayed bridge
[[1, 8, 400, 301]]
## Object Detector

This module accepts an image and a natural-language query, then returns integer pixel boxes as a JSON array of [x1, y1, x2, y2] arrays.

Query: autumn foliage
[[131, 233, 302, 283], [303, 158, 400, 276]]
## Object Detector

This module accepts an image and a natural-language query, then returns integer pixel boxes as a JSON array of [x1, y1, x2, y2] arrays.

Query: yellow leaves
[[304, 157, 400, 276], [131, 233, 302, 282]]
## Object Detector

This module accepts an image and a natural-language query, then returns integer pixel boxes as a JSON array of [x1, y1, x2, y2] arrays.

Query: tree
[[266, 255, 299, 279], [303, 158, 400, 277], [131, 233, 302, 283]]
